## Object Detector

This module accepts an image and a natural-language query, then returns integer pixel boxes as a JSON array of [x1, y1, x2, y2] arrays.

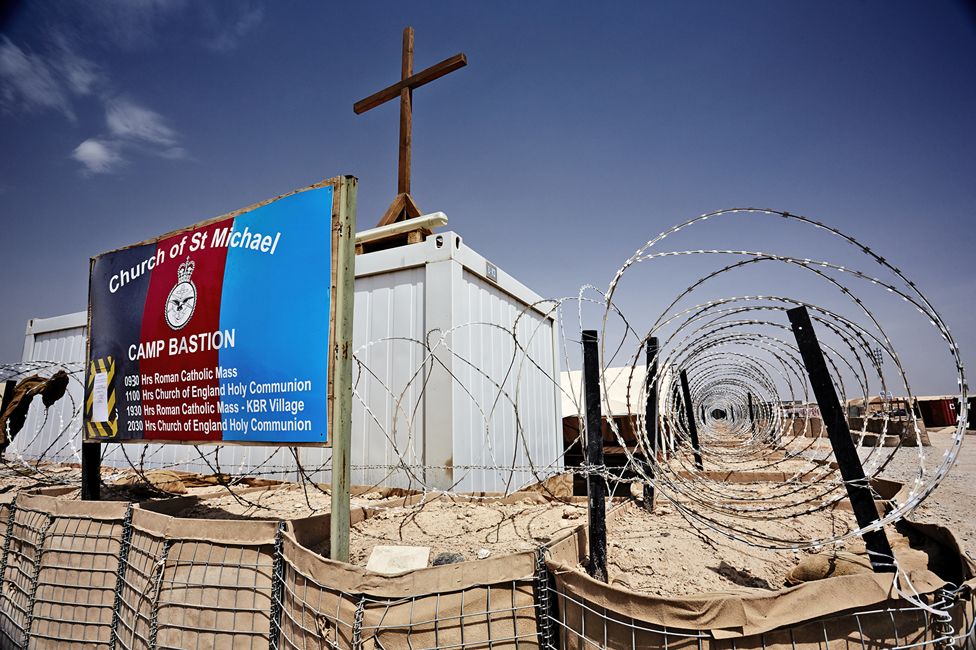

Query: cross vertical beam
[[787, 306, 894, 572], [398, 27, 413, 196]]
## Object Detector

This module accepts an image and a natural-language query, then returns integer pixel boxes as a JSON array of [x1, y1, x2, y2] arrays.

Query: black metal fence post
[[787, 306, 895, 572], [643, 337, 658, 511], [748, 392, 755, 436], [269, 521, 287, 649], [678, 370, 703, 470], [671, 383, 681, 454], [81, 442, 101, 501], [582, 330, 607, 582]]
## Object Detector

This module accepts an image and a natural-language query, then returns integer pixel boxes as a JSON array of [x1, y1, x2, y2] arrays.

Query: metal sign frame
[[83, 176, 357, 449]]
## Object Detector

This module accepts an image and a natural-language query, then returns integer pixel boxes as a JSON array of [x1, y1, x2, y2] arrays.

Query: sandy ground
[[605, 500, 864, 596], [604, 497, 943, 598], [347, 497, 587, 566], [53, 483, 227, 502], [0, 462, 82, 494], [166, 484, 397, 520], [598, 425, 975, 597], [865, 427, 976, 561], [789, 427, 975, 558]]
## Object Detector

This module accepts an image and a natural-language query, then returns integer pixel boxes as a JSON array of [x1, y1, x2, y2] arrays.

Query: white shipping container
[[8, 228, 564, 493]]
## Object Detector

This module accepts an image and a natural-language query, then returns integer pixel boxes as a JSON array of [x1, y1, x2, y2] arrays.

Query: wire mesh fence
[[0, 490, 128, 650], [276, 526, 545, 650], [545, 580, 976, 650], [0, 483, 968, 649], [113, 507, 278, 650]]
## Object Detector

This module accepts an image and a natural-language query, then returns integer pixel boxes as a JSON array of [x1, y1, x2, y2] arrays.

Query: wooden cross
[[354, 27, 467, 227]]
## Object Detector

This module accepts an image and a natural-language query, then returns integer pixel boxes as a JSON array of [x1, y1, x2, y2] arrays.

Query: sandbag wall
[[0, 488, 563, 650], [114, 506, 278, 649], [0, 489, 283, 650], [277, 500, 556, 650], [0, 491, 127, 649], [0, 482, 972, 649], [544, 500, 976, 650]]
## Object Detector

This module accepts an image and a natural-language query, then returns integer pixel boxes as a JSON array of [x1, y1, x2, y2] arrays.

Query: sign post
[[81, 442, 100, 500], [83, 176, 357, 522], [330, 178, 357, 562]]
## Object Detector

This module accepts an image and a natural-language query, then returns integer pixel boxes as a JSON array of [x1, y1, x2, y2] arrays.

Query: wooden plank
[[330, 176, 358, 563], [353, 53, 468, 115], [377, 192, 423, 228], [403, 193, 421, 220], [398, 27, 414, 195], [377, 193, 407, 228]]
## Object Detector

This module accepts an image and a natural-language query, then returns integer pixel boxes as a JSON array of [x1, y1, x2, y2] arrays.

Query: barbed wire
[[0, 208, 967, 567], [598, 208, 967, 552]]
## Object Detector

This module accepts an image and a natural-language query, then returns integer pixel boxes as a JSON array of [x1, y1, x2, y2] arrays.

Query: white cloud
[[0, 6, 214, 176], [207, 5, 264, 53], [0, 34, 103, 120], [70, 96, 184, 173], [72, 138, 123, 174], [0, 37, 75, 120], [106, 97, 177, 145], [51, 34, 102, 96]]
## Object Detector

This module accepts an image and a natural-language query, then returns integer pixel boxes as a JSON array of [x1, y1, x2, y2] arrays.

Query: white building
[[8, 219, 564, 493]]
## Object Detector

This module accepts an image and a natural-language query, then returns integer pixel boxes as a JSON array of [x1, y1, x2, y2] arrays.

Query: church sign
[[84, 177, 356, 446]]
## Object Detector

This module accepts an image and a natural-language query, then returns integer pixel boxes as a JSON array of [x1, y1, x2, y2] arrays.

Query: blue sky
[[1, 2, 974, 394]]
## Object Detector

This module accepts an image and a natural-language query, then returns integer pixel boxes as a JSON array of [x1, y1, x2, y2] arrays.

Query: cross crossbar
[[353, 53, 467, 115]]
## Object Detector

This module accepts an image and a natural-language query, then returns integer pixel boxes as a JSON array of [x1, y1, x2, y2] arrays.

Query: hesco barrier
[[276, 493, 573, 650], [0, 483, 971, 649], [0, 490, 128, 650], [280, 517, 543, 648], [544, 501, 976, 650], [115, 506, 279, 650]]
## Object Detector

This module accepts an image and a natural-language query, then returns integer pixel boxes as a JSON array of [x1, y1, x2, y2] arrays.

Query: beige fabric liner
[[545, 493, 974, 645], [281, 504, 551, 650], [1, 492, 129, 650], [278, 491, 594, 649], [115, 506, 279, 649], [0, 477, 970, 649]]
